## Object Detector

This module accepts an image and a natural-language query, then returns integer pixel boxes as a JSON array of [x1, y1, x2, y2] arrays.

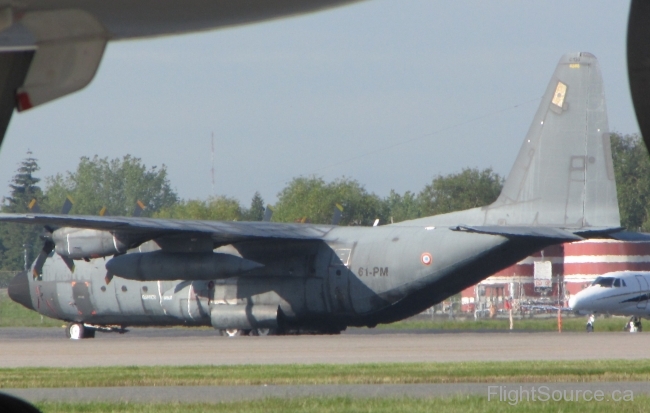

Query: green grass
[[33, 396, 650, 413], [3, 360, 650, 388], [0, 289, 61, 327], [376, 316, 630, 332]]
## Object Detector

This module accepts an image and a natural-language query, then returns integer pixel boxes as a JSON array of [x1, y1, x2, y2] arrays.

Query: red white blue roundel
[[421, 253, 432, 265]]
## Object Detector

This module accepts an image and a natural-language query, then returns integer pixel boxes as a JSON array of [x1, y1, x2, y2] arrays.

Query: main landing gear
[[625, 317, 643, 332], [65, 322, 96, 340], [219, 328, 276, 337]]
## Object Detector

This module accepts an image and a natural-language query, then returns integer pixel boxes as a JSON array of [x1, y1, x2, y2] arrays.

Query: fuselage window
[[614, 278, 620, 287]]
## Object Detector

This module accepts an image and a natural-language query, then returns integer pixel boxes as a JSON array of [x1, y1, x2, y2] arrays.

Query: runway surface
[[4, 383, 650, 403], [1, 327, 649, 368]]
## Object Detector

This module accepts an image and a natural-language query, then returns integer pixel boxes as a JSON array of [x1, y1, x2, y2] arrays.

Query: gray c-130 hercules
[[4, 52, 622, 338]]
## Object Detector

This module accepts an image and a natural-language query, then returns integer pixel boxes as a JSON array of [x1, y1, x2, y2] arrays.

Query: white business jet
[[569, 271, 650, 331]]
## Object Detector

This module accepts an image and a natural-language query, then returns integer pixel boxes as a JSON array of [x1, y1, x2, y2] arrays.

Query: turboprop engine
[[105, 251, 264, 281], [52, 227, 128, 259]]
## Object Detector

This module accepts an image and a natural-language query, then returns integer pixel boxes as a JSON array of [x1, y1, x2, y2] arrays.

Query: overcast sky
[[0, 0, 636, 207]]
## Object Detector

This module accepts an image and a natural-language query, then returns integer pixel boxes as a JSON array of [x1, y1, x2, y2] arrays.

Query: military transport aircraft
[[4, 52, 622, 339], [569, 271, 650, 330], [0, 0, 362, 146]]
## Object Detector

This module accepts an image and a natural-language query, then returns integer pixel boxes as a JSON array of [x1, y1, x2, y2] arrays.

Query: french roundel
[[421, 253, 432, 265]]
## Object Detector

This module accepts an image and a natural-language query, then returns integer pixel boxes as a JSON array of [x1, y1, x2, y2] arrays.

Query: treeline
[[0, 133, 647, 270]]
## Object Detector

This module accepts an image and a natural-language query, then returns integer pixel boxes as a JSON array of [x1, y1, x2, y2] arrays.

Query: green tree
[[154, 196, 242, 221], [273, 176, 386, 226], [418, 168, 503, 216], [0, 152, 44, 270], [242, 192, 265, 221], [383, 190, 421, 223], [43, 155, 178, 216], [610, 133, 650, 231]]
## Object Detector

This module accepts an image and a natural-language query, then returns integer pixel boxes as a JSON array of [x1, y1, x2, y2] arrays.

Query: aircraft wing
[[0, 0, 364, 147], [0, 212, 334, 245]]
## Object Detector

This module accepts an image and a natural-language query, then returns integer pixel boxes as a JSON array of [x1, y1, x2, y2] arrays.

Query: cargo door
[[328, 247, 353, 313], [71, 281, 95, 317]]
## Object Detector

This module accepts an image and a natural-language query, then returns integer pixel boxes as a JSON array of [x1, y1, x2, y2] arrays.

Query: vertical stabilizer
[[486, 52, 619, 228]]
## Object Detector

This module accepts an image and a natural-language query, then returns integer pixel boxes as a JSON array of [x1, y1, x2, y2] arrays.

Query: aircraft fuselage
[[9, 225, 551, 333], [569, 271, 650, 319]]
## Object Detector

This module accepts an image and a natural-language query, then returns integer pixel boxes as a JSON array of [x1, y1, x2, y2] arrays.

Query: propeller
[[263, 204, 274, 222], [331, 203, 343, 226], [133, 200, 146, 217], [30, 196, 76, 278]]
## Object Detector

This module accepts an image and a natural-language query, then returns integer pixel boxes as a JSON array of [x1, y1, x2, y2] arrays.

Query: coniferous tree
[[243, 192, 265, 221], [0, 152, 44, 270]]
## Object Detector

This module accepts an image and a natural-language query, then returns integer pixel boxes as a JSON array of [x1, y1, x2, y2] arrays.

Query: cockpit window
[[614, 278, 620, 287], [622, 279, 627, 287], [591, 277, 615, 287]]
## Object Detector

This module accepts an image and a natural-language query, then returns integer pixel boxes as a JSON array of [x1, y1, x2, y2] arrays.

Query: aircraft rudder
[[488, 52, 620, 229]]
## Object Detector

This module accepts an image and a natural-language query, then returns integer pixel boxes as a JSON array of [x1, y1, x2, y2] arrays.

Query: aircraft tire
[[221, 329, 242, 337], [66, 322, 85, 340], [251, 328, 275, 336]]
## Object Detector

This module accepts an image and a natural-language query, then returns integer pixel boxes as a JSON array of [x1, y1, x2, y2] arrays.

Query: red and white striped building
[[460, 239, 650, 313]]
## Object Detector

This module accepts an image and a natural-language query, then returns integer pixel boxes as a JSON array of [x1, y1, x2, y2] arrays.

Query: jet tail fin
[[424, 53, 620, 231], [485, 53, 620, 229]]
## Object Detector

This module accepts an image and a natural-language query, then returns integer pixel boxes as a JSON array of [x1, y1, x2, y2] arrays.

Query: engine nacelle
[[53, 227, 128, 259], [105, 251, 263, 281]]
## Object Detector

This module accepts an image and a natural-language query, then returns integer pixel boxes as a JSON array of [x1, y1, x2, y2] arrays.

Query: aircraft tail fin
[[484, 52, 620, 229]]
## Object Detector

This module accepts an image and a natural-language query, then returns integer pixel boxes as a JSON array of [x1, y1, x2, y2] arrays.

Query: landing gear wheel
[[251, 328, 275, 336], [221, 329, 242, 337], [66, 323, 85, 340]]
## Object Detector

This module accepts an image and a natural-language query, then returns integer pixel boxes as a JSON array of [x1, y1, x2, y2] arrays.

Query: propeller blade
[[60, 196, 74, 214], [133, 200, 146, 217], [99, 206, 107, 216], [61, 256, 75, 273], [263, 204, 274, 222], [28, 198, 41, 213], [32, 240, 53, 279], [331, 204, 343, 226]]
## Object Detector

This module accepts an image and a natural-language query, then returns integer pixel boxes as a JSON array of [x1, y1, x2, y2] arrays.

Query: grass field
[[0, 289, 61, 328], [2, 360, 650, 388], [32, 396, 650, 413]]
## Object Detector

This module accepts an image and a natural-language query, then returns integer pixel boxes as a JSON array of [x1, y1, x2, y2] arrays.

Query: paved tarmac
[[4, 383, 650, 403], [1, 327, 649, 368]]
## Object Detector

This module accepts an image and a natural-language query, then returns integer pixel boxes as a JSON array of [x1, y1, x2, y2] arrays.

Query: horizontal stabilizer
[[609, 231, 650, 242], [453, 225, 584, 241]]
